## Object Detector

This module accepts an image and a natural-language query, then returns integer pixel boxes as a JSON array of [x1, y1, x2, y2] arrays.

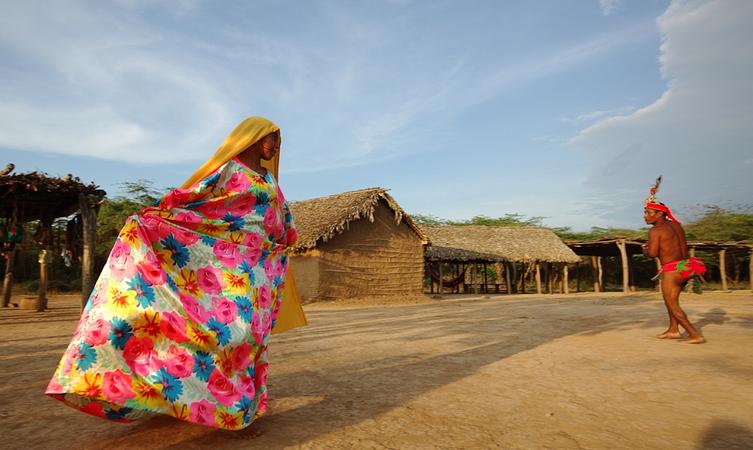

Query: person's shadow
[[694, 307, 729, 333], [697, 419, 753, 449]]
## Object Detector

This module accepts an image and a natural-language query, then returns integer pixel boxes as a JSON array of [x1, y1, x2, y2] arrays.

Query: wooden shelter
[[1, 166, 106, 310], [288, 187, 428, 302], [424, 226, 580, 295], [568, 238, 753, 292]]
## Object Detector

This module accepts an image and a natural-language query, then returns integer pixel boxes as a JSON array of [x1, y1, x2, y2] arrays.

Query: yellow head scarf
[[181, 116, 281, 189], [181, 116, 307, 334]]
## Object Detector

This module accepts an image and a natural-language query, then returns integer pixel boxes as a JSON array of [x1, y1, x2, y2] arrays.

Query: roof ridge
[[290, 187, 386, 204]]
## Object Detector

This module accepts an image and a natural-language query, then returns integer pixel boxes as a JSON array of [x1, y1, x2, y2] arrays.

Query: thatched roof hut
[[0, 168, 105, 222], [289, 187, 427, 252], [288, 188, 427, 302], [424, 225, 580, 263], [1, 165, 106, 310]]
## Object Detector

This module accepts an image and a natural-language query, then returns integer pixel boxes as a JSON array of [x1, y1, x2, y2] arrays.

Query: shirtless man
[[642, 202, 706, 344]]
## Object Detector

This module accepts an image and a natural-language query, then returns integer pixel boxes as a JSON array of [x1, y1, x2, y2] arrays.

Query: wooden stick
[[617, 239, 629, 293], [1, 248, 15, 307]]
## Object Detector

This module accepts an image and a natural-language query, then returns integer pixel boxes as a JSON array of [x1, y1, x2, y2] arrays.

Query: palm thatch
[[289, 187, 428, 252], [0, 165, 105, 221], [424, 225, 580, 263]]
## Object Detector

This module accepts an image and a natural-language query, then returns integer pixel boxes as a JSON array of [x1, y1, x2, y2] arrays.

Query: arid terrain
[[1, 291, 752, 449]]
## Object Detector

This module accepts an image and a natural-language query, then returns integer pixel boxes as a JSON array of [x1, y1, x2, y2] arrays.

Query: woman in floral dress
[[46, 116, 305, 430]]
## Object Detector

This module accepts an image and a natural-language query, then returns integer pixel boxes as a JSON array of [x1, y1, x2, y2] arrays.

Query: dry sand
[[1, 290, 752, 449]]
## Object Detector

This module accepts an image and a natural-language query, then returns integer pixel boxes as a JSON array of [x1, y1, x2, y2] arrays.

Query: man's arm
[[643, 228, 661, 258]]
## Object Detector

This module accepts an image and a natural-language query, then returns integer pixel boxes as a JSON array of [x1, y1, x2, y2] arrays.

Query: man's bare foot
[[679, 336, 706, 344], [656, 331, 682, 339]]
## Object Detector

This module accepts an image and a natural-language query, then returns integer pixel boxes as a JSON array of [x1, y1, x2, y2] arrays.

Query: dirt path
[[1, 291, 752, 449]]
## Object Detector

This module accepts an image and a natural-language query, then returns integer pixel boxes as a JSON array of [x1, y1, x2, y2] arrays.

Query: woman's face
[[260, 132, 281, 160]]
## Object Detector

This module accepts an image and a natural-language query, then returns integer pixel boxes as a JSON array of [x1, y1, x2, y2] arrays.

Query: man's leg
[[657, 288, 681, 338], [661, 272, 705, 343]]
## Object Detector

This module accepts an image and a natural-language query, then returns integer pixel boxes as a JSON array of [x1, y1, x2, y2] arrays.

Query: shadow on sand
[[697, 419, 753, 450]]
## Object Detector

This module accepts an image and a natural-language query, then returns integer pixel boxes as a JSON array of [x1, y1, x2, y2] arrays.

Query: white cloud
[[0, 2, 231, 164], [598, 0, 622, 16], [571, 0, 753, 224], [559, 106, 635, 124]]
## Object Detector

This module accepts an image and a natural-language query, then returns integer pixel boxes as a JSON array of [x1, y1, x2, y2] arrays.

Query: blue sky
[[1, 0, 751, 230]]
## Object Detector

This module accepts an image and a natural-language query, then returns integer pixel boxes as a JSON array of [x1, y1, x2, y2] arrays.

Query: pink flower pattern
[[47, 157, 296, 430]]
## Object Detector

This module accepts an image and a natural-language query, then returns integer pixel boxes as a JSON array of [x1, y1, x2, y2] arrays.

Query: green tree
[[684, 205, 753, 241], [96, 180, 170, 255], [552, 226, 646, 241]]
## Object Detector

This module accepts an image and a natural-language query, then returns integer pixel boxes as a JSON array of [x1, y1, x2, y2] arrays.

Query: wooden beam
[[482, 263, 488, 294], [719, 249, 728, 291], [517, 263, 524, 294], [535, 262, 542, 295], [37, 246, 50, 312], [616, 239, 629, 293], [1, 248, 15, 307], [471, 263, 476, 294], [591, 256, 601, 293], [438, 261, 444, 296], [563, 264, 569, 294], [597, 257, 604, 292], [628, 253, 635, 292], [79, 193, 99, 309], [505, 262, 512, 295]]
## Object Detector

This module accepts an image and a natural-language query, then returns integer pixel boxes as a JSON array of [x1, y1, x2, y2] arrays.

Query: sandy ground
[[1, 290, 753, 450]]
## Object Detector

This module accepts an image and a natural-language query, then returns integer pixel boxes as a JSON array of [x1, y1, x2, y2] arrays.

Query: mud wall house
[[287, 188, 428, 302]]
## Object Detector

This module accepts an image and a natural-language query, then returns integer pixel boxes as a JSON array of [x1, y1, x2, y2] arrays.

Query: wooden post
[[628, 254, 636, 292], [591, 256, 601, 293], [470, 263, 476, 294], [563, 264, 569, 294], [482, 263, 488, 294], [428, 263, 433, 294], [616, 239, 629, 293], [749, 249, 753, 292], [505, 262, 512, 295], [597, 257, 604, 292], [437, 261, 444, 296], [535, 262, 542, 295], [455, 263, 460, 294], [546, 262, 554, 294], [79, 193, 99, 309], [37, 246, 51, 312], [515, 262, 526, 294], [719, 249, 728, 291], [1, 248, 15, 307]]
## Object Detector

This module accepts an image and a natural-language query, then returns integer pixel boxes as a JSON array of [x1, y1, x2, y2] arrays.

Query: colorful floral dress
[[46, 157, 297, 430]]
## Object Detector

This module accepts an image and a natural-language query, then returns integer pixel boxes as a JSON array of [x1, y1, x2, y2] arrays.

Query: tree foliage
[[96, 180, 169, 255], [551, 226, 647, 241], [411, 213, 544, 227], [684, 205, 753, 241]]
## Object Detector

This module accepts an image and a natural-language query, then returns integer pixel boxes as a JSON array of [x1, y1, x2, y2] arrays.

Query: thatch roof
[[289, 187, 428, 251], [424, 225, 580, 263], [0, 165, 106, 222]]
